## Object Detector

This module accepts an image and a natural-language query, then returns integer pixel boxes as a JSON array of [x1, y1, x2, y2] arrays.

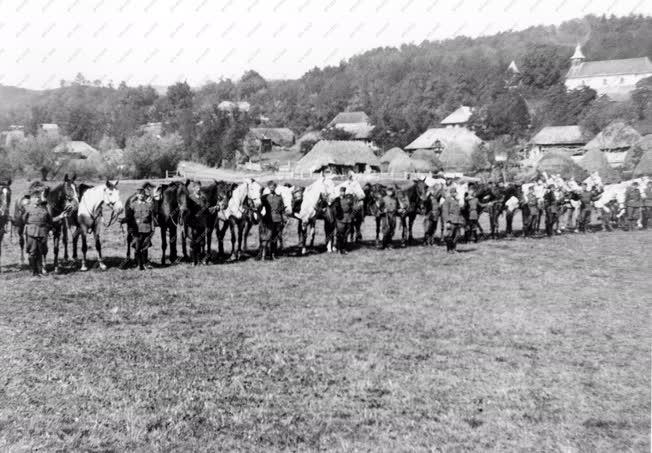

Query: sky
[[0, 0, 650, 90]]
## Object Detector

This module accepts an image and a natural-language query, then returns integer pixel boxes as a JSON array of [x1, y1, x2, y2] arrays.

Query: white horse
[[297, 175, 335, 254], [73, 180, 123, 271], [218, 179, 263, 259]]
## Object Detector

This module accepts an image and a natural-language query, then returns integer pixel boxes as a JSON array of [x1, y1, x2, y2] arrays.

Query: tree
[[124, 133, 184, 178], [520, 44, 571, 89], [18, 133, 65, 181], [320, 127, 355, 141], [300, 139, 318, 155], [579, 96, 639, 134], [238, 70, 267, 99], [469, 92, 531, 141], [631, 76, 652, 119]]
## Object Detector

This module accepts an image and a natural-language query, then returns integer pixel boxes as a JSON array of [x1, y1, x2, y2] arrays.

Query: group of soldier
[[14, 175, 652, 275]]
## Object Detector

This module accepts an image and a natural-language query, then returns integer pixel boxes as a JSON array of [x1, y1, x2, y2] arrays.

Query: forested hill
[[1, 14, 651, 153]]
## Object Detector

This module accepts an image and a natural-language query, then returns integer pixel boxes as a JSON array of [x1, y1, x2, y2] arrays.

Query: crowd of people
[[3, 172, 651, 275]]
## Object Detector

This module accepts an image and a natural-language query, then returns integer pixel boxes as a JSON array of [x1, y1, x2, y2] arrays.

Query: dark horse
[[0, 178, 11, 271], [13, 174, 80, 272], [200, 180, 236, 260]]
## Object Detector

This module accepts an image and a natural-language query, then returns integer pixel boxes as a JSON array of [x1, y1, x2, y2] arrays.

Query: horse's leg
[[181, 224, 189, 260], [309, 220, 316, 248], [95, 226, 106, 270], [242, 221, 251, 252], [400, 215, 408, 247], [52, 225, 60, 273], [160, 225, 167, 266], [62, 223, 69, 262], [169, 223, 178, 263], [229, 220, 237, 259], [72, 226, 80, 260], [80, 231, 88, 271], [407, 213, 415, 245], [236, 220, 245, 260], [375, 216, 381, 247], [18, 227, 25, 265]]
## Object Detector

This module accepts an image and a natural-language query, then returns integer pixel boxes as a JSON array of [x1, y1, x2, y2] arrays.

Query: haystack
[[633, 149, 652, 177], [439, 143, 474, 173], [624, 135, 652, 170], [579, 148, 619, 183], [411, 149, 443, 171], [388, 154, 415, 173], [584, 121, 642, 151], [294, 140, 380, 174], [536, 151, 588, 180], [380, 147, 408, 171]]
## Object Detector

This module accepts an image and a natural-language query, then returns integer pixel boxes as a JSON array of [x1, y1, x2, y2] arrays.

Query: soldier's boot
[[143, 250, 153, 269], [28, 256, 38, 276], [39, 256, 48, 276], [137, 251, 145, 271]]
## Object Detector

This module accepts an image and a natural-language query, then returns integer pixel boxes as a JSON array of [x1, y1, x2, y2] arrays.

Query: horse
[[363, 182, 388, 247], [296, 176, 334, 255], [12, 175, 80, 271], [72, 180, 123, 271], [217, 179, 262, 260], [474, 182, 503, 239], [394, 180, 428, 247], [268, 184, 297, 254], [183, 180, 211, 265], [333, 179, 366, 244], [0, 179, 11, 271], [200, 180, 236, 260]]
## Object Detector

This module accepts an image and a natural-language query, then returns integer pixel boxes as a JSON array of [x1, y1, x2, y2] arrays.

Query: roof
[[218, 101, 251, 112], [530, 125, 591, 146], [405, 127, 482, 152], [380, 147, 408, 164], [52, 141, 100, 159], [334, 122, 374, 139], [508, 61, 520, 73], [571, 43, 585, 60], [579, 148, 619, 183], [140, 122, 163, 136], [294, 140, 380, 173], [40, 123, 59, 130], [249, 128, 295, 146], [536, 151, 588, 180], [328, 111, 370, 125], [440, 106, 473, 125], [633, 149, 652, 177], [584, 121, 642, 151], [566, 57, 652, 79]]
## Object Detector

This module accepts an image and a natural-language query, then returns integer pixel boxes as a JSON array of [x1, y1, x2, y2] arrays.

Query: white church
[[564, 44, 652, 100]]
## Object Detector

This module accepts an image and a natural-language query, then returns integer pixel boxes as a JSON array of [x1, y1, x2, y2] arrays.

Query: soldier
[[22, 185, 66, 276], [524, 186, 539, 237], [577, 182, 596, 233], [643, 180, 652, 230], [625, 181, 642, 231], [380, 186, 398, 249], [465, 187, 481, 243], [543, 185, 561, 236], [259, 181, 285, 261], [441, 187, 463, 253], [335, 186, 354, 255], [132, 186, 155, 270], [423, 185, 443, 246]]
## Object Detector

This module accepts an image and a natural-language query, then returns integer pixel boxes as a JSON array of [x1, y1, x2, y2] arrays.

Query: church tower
[[570, 43, 585, 66]]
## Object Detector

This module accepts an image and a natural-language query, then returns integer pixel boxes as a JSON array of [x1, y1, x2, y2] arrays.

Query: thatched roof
[[405, 127, 482, 154], [380, 147, 408, 164], [53, 141, 100, 159], [440, 106, 473, 125], [624, 135, 652, 169], [536, 151, 588, 180], [411, 149, 443, 170], [249, 128, 296, 147], [584, 121, 642, 151], [294, 140, 380, 173], [329, 111, 370, 125], [334, 122, 374, 139], [388, 154, 415, 173], [530, 125, 591, 146], [633, 149, 652, 177], [579, 148, 619, 183]]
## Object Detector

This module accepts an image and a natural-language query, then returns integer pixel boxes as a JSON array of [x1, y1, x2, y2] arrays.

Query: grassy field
[[0, 178, 650, 451]]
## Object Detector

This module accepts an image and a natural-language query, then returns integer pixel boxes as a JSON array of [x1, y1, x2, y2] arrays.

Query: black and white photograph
[[0, 0, 651, 450]]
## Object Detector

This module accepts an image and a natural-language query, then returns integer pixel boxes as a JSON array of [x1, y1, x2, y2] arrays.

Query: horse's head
[[0, 179, 11, 217], [61, 173, 80, 211], [276, 186, 295, 216], [103, 179, 123, 213]]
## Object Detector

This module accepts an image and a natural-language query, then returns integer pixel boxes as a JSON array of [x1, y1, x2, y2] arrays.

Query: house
[[528, 125, 593, 161], [244, 127, 296, 156], [565, 44, 652, 100], [292, 130, 322, 152], [405, 127, 482, 173], [53, 141, 101, 160], [40, 123, 60, 137], [328, 111, 374, 141], [217, 101, 251, 112], [440, 106, 473, 128], [294, 140, 380, 174], [583, 121, 642, 167], [1, 125, 26, 147]]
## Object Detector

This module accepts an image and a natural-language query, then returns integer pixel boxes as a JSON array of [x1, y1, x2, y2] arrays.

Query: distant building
[[40, 123, 60, 137], [583, 121, 642, 167], [294, 140, 380, 174], [405, 127, 482, 173], [328, 111, 374, 142], [244, 127, 296, 156], [52, 141, 101, 159], [528, 125, 593, 161], [440, 106, 473, 128], [218, 101, 251, 112], [505, 60, 521, 89], [139, 122, 163, 138], [1, 126, 26, 147], [565, 44, 652, 100]]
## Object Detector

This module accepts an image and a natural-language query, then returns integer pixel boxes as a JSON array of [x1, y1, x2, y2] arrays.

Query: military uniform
[[381, 193, 398, 249], [259, 190, 285, 260], [642, 183, 652, 230], [577, 188, 596, 232], [524, 192, 539, 237], [441, 194, 462, 252], [336, 193, 354, 254], [132, 196, 154, 270], [465, 194, 481, 243], [625, 185, 642, 231], [423, 188, 442, 246], [23, 198, 52, 275], [543, 189, 561, 236]]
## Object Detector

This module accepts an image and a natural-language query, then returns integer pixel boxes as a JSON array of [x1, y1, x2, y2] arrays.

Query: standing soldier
[[335, 186, 354, 254], [465, 187, 481, 243], [441, 187, 463, 253], [524, 186, 539, 237], [543, 185, 561, 236], [642, 180, 652, 230], [259, 181, 285, 260], [423, 184, 443, 246], [22, 185, 66, 276], [132, 186, 155, 270], [625, 181, 642, 231], [380, 186, 398, 249], [577, 182, 595, 233]]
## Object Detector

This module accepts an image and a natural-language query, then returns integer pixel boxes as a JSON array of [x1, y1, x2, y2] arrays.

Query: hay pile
[[536, 151, 588, 181]]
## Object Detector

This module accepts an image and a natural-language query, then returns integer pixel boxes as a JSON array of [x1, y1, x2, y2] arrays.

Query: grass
[[0, 178, 650, 451]]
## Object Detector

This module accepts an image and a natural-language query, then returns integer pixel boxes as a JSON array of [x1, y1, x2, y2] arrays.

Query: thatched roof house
[[380, 147, 408, 170], [53, 141, 100, 159], [579, 148, 619, 183], [536, 151, 588, 180], [387, 155, 436, 173], [328, 111, 374, 141], [248, 128, 295, 147], [410, 149, 444, 171], [528, 125, 592, 161], [405, 127, 481, 173], [292, 130, 322, 151], [328, 111, 370, 126], [633, 149, 652, 177], [584, 121, 642, 167], [294, 140, 380, 174], [440, 106, 473, 127]]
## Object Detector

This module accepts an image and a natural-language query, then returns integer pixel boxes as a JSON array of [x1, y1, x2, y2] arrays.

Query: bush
[[124, 133, 184, 178]]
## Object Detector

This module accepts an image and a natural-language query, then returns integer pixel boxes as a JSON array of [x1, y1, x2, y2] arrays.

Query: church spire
[[571, 43, 585, 65]]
